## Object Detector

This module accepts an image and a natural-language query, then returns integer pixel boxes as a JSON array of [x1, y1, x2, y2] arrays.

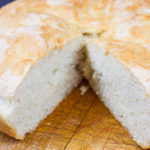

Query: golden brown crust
[[1, 0, 149, 35], [90, 38, 150, 69], [0, 14, 80, 75], [0, 0, 113, 33], [1, 0, 150, 35], [0, 12, 81, 97]]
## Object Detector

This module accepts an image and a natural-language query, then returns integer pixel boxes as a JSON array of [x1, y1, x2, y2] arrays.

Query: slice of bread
[[0, 13, 83, 139], [80, 38, 150, 149]]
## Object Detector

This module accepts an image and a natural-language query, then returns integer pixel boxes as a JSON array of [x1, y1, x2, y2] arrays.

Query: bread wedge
[[0, 13, 83, 139], [80, 38, 150, 149]]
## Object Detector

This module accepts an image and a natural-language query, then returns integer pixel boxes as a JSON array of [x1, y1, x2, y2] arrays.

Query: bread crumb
[[80, 85, 89, 95], [46, 122, 50, 126]]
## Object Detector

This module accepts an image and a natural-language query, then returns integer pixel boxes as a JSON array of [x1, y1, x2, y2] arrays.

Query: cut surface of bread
[[80, 38, 150, 149]]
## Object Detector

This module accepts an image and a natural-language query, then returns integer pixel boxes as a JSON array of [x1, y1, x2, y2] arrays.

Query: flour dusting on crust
[[46, 0, 72, 6], [0, 39, 9, 64]]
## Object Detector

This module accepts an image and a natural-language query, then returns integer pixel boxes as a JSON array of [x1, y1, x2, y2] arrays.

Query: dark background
[[0, 0, 14, 7]]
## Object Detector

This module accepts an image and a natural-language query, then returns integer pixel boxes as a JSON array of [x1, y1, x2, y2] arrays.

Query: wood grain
[[0, 80, 145, 150]]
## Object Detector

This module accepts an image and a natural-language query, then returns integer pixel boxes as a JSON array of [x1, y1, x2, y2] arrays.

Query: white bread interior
[[79, 40, 150, 149], [0, 37, 83, 139]]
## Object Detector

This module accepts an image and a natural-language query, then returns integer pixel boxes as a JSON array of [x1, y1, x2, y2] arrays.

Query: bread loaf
[[0, 0, 150, 149]]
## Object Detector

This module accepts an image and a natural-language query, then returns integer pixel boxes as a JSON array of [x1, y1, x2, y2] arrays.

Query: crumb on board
[[80, 85, 89, 95], [46, 122, 50, 126]]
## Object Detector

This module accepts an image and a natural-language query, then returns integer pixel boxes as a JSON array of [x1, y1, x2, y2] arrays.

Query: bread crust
[[0, 116, 23, 140]]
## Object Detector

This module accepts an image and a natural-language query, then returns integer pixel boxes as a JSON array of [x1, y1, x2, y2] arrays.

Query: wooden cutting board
[[0, 80, 144, 150]]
